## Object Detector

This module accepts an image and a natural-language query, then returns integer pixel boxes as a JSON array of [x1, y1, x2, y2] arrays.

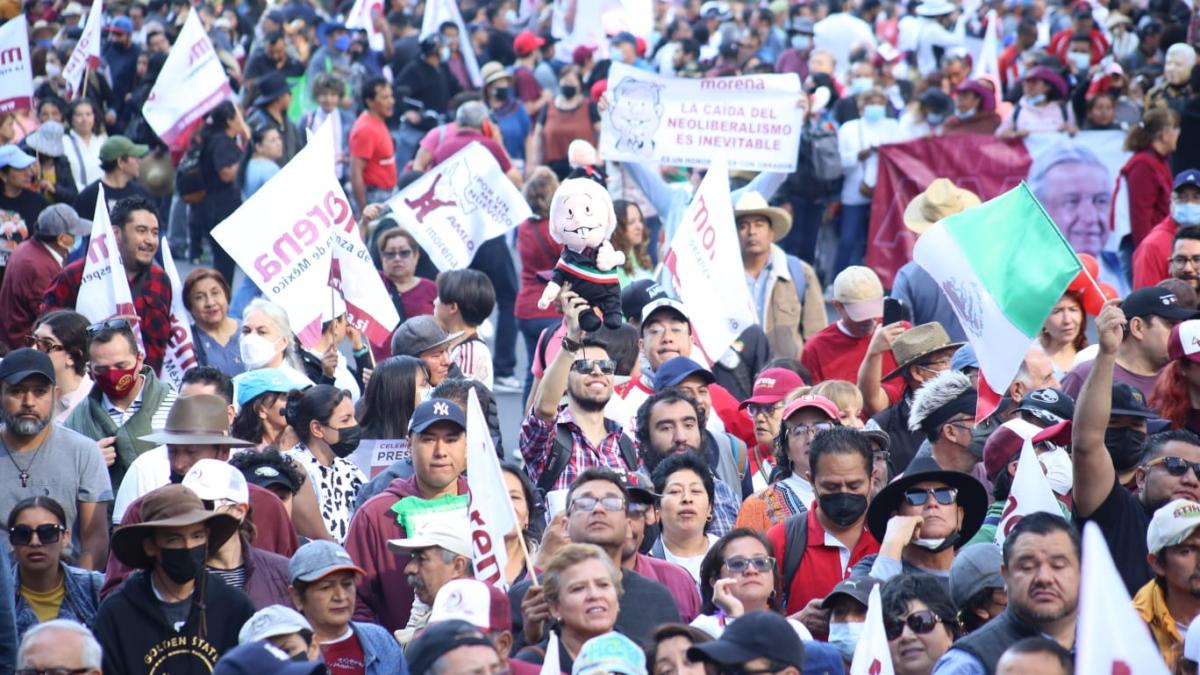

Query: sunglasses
[[381, 249, 414, 260], [903, 487, 958, 507], [884, 609, 943, 641], [1145, 456, 1200, 480], [86, 318, 134, 336], [746, 402, 782, 417], [788, 421, 833, 437], [570, 495, 626, 513], [571, 359, 616, 375], [724, 556, 775, 574], [9, 523, 65, 547], [23, 336, 64, 353]]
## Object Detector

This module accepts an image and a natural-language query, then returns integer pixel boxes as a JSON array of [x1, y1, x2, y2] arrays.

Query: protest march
[[4, 0, 1200, 674]]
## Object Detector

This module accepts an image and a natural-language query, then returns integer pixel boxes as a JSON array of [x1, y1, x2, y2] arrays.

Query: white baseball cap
[[183, 459, 250, 506], [832, 266, 884, 322], [1147, 499, 1200, 555], [387, 518, 472, 558], [238, 605, 313, 644], [429, 579, 494, 630]]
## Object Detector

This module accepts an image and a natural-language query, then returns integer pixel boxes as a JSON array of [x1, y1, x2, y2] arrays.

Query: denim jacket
[[13, 561, 103, 639], [353, 621, 410, 675]]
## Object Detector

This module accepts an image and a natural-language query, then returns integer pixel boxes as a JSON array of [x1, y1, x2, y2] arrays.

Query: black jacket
[[947, 608, 1052, 675], [92, 570, 255, 675]]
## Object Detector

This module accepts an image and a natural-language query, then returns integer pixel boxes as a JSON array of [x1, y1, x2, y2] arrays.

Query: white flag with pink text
[[76, 185, 137, 325], [62, 0, 103, 98], [465, 388, 518, 590]]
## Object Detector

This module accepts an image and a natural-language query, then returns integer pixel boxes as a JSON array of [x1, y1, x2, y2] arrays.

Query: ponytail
[[1124, 107, 1177, 152]]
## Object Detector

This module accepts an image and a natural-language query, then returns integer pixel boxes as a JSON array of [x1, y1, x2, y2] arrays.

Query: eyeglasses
[[570, 495, 626, 513], [643, 324, 689, 339], [746, 402, 783, 417], [571, 359, 616, 375], [627, 503, 651, 519], [787, 421, 833, 437], [902, 486, 958, 507], [884, 609, 944, 641], [381, 249, 414, 260], [9, 523, 65, 547], [723, 556, 775, 574], [1145, 456, 1200, 480], [1170, 255, 1200, 268], [24, 336, 64, 353], [85, 318, 133, 336], [915, 356, 953, 373], [17, 669, 94, 675]]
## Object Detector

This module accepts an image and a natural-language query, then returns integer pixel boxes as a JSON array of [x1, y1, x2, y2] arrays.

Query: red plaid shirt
[[520, 407, 634, 490], [39, 259, 173, 372]]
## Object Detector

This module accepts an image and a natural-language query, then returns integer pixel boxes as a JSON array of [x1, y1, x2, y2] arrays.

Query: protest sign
[[347, 439, 409, 478], [421, 0, 482, 88], [212, 119, 351, 348], [849, 585, 894, 675], [0, 17, 34, 114], [328, 222, 400, 349], [386, 142, 533, 271], [76, 186, 137, 324], [867, 130, 1128, 288], [660, 154, 759, 366], [466, 389, 518, 589], [143, 11, 233, 149], [993, 420, 1064, 545], [158, 240, 199, 389], [62, 0, 103, 99], [345, 0, 386, 51], [600, 62, 803, 172]]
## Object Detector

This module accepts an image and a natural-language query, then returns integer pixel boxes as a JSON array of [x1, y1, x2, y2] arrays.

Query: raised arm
[[533, 287, 587, 421], [1071, 300, 1124, 517]]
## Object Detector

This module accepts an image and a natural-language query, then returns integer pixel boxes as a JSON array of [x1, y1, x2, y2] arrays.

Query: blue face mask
[[851, 77, 874, 95], [1026, 93, 1046, 105], [958, 108, 975, 119], [334, 34, 350, 52], [926, 112, 946, 125], [1174, 202, 1200, 226], [828, 622, 864, 662], [863, 104, 887, 122], [1067, 51, 1091, 72], [790, 34, 812, 50]]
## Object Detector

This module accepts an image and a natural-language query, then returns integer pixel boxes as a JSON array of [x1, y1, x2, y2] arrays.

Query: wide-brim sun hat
[[866, 455, 990, 543]]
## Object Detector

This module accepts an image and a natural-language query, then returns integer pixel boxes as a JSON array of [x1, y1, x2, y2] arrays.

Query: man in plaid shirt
[[521, 288, 639, 491], [40, 197, 173, 372]]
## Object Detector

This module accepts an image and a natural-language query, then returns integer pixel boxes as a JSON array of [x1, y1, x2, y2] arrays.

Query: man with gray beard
[[0, 349, 111, 569]]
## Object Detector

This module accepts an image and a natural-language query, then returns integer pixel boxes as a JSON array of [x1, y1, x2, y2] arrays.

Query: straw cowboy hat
[[883, 322, 964, 381], [139, 394, 253, 446], [733, 191, 792, 241], [110, 484, 240, 569], [480, 61, 510, 87], [903, 178, 981, 235]]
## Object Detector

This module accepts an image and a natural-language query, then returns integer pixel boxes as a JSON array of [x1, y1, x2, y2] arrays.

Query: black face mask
[[329, 424, 363, 458], [1106, 427, 1148, 471], [493, 86, 510, 102], [168, 471, 185, 485], [159, 544, 207, 584], [560, 84, 578, 99], [818, 492, 868, 527]]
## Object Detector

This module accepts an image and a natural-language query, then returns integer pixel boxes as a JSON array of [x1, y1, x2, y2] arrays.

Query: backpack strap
[[617, 434, 638, 473], [728, 433, 748, 479], [778, 511, 810, 611], [1011, 103, 1022, 128], [785, 255, 809, 313], [537, 423, 575, 494]]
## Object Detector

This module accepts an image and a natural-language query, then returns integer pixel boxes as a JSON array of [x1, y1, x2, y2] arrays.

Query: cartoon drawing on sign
[[537, 169, 625, 331], [608, 77, 663, 156], [404, 174, 458, 223]]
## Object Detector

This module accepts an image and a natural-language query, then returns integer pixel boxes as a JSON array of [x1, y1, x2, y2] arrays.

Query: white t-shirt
[[661, 533, 720, 584], [112, 445, 169, 524]]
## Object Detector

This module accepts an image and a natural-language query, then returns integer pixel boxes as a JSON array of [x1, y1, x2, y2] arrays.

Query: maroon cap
[[487, 584, 512, 632], [739, 368, 806, 410], [781, 394, 840, 423], [982, 423, 1025, 479], [573, 44, 598, 66]]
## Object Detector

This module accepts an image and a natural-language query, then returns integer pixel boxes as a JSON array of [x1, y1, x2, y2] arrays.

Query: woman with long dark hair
[[611, 199, 653, 286], [283, 385, 366, 542], [1118, 108, 1179, 254], [500, 461, 541, 585], [358, 355, 429, 440]]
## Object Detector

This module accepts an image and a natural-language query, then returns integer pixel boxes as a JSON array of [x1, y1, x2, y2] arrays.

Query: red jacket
[[998, 44, 1023, 93], [634, 553, 702, 622], [1121, 149, 1175, 246], [1048, 27, 1109, 66], [0, 239, 61, 350], [1133, 216, 1177, 289]]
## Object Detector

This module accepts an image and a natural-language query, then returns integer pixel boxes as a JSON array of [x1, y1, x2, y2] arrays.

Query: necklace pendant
[[18, 471, 28, 488]]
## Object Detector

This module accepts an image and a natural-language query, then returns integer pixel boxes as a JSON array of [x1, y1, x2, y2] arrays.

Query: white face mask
[[45, 63, 62, 78], [828, 622, 864, 661], [1038, 446, 1074, 495], [240, 333, 282, 369]]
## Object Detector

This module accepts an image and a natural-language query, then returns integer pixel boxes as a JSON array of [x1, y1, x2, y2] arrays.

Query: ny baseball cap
[[287, 540, 365, 584], [653, 356, 714, 391], [1121, 287, 1199, 323], [1174, 169, 1200, 192], [238, 605, 313, 645], [739, 368, 806, 410], [1147, 499, 1200, 555], [387, 518, 472, 558], [0, 348, 56, 385], [429, 578, 512, 632], [833, 266, 885, 322], [183, 459, 249, 505], [1169, 320, 1200, 364], [36, 204, 88, 237], [409, 398, 467, 434]]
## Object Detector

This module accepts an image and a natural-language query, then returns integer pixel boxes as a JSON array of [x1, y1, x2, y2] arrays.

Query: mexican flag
[[912, 183, 1081, 420]]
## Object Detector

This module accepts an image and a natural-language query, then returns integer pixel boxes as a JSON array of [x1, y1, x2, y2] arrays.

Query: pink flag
[[158, 238, 199, 388], [63, 0, 104, 98], [76, 185, 137, 324]]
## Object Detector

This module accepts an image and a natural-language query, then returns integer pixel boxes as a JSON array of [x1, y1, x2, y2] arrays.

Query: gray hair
[[1027, 142, 1109, 200], [908, 370, 974, 432], [455, 100, 488, 129], [243, 298, 304, 371], [19, 620, 102, 670], [1166, 42, 1197, 65]]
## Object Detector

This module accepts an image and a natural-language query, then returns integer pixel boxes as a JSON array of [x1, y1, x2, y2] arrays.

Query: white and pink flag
[[0, 17, 35, 114], [158, 239, 199, 389], [143, 11, 233, 148], [76, 185, 137, 325], [62, 0, 104, 99], [465, 388, 518, 590]]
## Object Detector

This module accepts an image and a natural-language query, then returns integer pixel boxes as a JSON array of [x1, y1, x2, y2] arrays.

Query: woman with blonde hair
[[811, 380, 865, 428]]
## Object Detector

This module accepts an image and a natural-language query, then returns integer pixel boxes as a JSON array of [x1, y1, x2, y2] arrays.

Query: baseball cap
[[390, 315, 463, 357], [573, 44, 597, 66], [409, 398, 467, 434], [982, 419, 1038, 479], [1148, 499, 1200, 555], [1111, 382, 1155, 418], [781, 394, 840, 423], [213, 640, 322, 675], [573, 632, 647, 675], [243, 463, 300, 493], [287, 540, 365, 584], [35, 204, 88, 237], [611, 31, 637, 47], [429, 578, 512, 632], [183, 459, 250, 505], [620, 280, 657, 320], [238, 605, 313, 645], [0, 348, 56, 385], [99, 135, 149, 162], [739, 368, 806, 410], [233, 367, 310, 407], [820, 575, 880, 610], [109, 15, 134, 33], [653, 356, 714, 391], [513, 30, 545, 56], [1016, 388, 1075, 425], [792, 17, 815, 34], [637, 282, 691, 327], [0, 145, 36, 170], [688, 611, 805, 670], [407, 620, 497, 675], [1169, 320, 1200, 364], [949, 543, 1004, 609], [1071, 0, 1093, 18], [62, 2, 84, 17], [833, 267, 885, 322], [387, 518, 472, 558], [1175, 169, 1200, 192], [1121, 287, 1199, 323], [951, 343, 979, 372], [625, 470, 659, 504]]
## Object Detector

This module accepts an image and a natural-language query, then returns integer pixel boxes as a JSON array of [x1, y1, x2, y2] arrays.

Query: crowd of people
[[1, 0, 1200, 673]]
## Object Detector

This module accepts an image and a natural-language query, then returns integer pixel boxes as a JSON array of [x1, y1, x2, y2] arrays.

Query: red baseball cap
[[1169, 320, 1200, 363], [513, 30, 545, 56], [573, 44, 597, 66], [739, 368, 806, 410], [781, 394, 840, 423]]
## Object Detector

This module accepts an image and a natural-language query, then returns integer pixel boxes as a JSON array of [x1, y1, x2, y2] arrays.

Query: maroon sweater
[[1121, 149, 1174, 246]]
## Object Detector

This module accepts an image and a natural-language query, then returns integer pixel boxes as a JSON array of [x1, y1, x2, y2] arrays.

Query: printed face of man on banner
[[1029, 143, 1112, 258]]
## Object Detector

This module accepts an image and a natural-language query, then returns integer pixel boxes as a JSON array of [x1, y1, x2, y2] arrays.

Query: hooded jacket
[[1134, 578, 1184, 669], [344, 474, 469, 633], [92, 569, 255, 675]]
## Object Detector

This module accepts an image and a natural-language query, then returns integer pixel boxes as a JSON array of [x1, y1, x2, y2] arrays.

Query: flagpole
[[517, 530, 539, 587], [1074, 256, 1109, 301]]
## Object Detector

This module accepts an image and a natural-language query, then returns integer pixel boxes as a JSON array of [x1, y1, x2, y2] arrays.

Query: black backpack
[[175, 142, 206, 204], [778, 510, 811, 610], [535, 424, 639, 494], [788, 119, 843, 200]]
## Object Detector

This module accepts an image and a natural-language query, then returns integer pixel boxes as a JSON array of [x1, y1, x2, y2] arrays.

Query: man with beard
[[0, 348, 110, 570], [934, 513, 1080, 674], [521, 289, 639, 491], [387, 519, 472, 642], [1074, 301, 1200, 594], [1135, 499, 1200, 668], [41, 197, 173, 371], [634, 389, 742, 536]]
